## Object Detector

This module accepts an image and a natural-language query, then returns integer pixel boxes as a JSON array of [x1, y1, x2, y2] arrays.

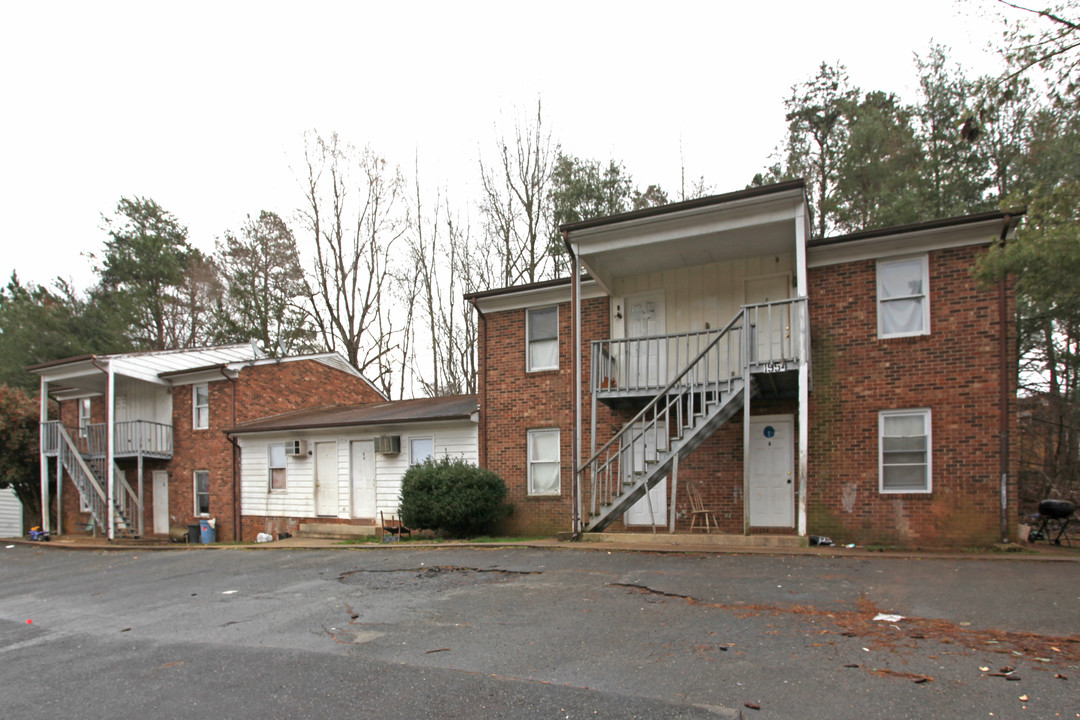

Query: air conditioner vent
[[374, 435, 401, 454]]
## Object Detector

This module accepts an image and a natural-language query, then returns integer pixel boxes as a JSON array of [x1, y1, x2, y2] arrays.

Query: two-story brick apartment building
[[30, 344, 384, 541], [468, 180, 1020, 546]]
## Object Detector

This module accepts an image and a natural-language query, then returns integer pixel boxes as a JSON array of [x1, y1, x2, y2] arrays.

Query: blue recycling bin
[[199, 519, 216, 544]]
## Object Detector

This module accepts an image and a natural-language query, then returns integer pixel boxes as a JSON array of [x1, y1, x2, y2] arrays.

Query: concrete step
[[579, 532, 808, 549], [297, 522, 377, 540]]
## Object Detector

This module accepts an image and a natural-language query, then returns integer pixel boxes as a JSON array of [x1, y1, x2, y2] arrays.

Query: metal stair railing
[[49, 423, 139, 538], [53, 424, 110, 533], [580, 310, 745, 530]]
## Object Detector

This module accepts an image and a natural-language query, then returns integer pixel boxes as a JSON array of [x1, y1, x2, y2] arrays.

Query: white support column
[[39, 378, 49, 533], [106, 363, 115, 541], [572, 242, 583, 535], [668, 453, 679, 534], [742, 330, 751, 535], [795, 202, 810, 537]]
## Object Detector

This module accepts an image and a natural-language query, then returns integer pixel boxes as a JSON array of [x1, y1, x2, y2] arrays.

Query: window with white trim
[[877, 256, 930, 338], [194, 470, 210, 515], [268, 443, 287, 491], [193, 383, 209, 429], [78, 398, 91, 438], [527, 306, 559, 371], [527, 428, 561, 495], [879, 409, 932, 493], [410, 437, 434, 465]]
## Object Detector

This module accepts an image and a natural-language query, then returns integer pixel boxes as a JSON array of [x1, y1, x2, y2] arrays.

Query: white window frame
[[410, 436, 434, 465], [193, 383, 209, 430], [194, 470, 210, 516], [78, 398, 91, 438], [877, 255, 930, 338], [527, 428, 561, 496], [879, 409, 932, 494], [268, 443, 287, 492], [526, 305, 559, 372]]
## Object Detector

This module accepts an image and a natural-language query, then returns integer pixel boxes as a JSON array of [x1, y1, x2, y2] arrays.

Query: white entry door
[[315, 442, 339, 517], [351, 440, 376, 518], [626, 425, 668, 526], [625, 291, 666, 389], [748, 416, 794, 527], [152, 470, 169, 534]]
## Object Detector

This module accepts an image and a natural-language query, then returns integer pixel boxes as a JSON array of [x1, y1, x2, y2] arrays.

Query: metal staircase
[[580, 298, 808, 533], [49, 423, 138, 538], [581, 310, 752, 532]]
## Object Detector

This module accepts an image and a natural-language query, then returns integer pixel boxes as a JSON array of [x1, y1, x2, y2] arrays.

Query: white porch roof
[[563, 181, 809, 294], [28, 343, 264, 398]]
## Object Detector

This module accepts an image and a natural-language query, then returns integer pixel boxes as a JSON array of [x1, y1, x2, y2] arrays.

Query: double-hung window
[[410, 437, 434, 465], [527, 306, 558, 371], [194, 471, 210, 515], [879, 409, 931, 493], [268, 443, 287, 491], [528, 428, 561, 496], [193, 383, 209, 429], [877, 256, 929, 338]]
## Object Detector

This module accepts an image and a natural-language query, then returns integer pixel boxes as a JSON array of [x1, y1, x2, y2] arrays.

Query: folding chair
[[380, 511, 411, 542]]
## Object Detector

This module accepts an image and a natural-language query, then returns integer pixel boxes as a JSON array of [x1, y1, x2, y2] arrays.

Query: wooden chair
[[686, 483, 716, 533], [380, 511, 411, 542]]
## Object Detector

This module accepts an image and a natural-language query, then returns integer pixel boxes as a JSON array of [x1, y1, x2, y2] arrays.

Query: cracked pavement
[[1, 544, 1077, 719]]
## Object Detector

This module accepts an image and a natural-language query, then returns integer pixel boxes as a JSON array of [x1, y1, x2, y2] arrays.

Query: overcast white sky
[[0, 0, 1011, 291]]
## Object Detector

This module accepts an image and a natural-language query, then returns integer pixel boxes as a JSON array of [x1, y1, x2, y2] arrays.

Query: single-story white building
[[228, 394, 478, 540], [0, 487, 25, 538]]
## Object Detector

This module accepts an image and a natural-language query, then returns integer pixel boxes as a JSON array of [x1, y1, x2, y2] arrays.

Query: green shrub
[[399, 457, 510, 538]]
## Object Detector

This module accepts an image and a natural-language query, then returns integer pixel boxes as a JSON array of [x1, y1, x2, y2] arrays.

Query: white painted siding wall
[[239, 420, 478, 521], [612, 253, 796, 336], [115, 377, 172, 424], [0, 487, 24, 537]]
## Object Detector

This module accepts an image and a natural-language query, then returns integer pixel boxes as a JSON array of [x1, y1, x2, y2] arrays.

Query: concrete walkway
[[7, 531, 1080, 562]]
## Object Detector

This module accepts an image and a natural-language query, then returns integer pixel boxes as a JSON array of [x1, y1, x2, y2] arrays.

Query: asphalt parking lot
[[1, 543, 1078, 719]]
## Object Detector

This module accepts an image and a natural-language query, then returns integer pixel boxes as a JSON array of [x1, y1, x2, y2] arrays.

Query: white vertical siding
[[613, 253, 796, 334], [239, 420, 478, 521], [0, 487, 24, 537], [115, 377, 172, 424]]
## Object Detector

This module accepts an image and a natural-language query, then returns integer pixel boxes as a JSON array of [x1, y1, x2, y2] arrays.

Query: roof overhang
[[807, 211, 1023, 267], [564, 183, 809, 293], [469, 277, 606, 314]]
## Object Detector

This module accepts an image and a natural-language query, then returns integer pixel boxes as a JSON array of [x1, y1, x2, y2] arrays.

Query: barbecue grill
[[1029, 499, 1075, 546]]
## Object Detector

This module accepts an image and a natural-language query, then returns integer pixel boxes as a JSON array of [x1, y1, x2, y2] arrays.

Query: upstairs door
[[744, 275, 792, 366], [315, 441, 339, 517], [350, 440, 376, 518], [625, 292, 666, 390], [748, 416, 794, 527]]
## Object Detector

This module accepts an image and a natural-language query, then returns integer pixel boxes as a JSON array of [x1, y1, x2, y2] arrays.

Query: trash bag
[[809, 535, 834, 546], [256, 532, 274, 543]]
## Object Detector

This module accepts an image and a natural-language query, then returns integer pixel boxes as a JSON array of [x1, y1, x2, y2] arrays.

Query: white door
[[152, 470, 169, 534], [748, 416, 794, 527], [626, 425, 668, 526], [625, 292, 666, 389], [744, 275, 791, 365], [351, 440, 376, 518], [315, 442, 339, 516]]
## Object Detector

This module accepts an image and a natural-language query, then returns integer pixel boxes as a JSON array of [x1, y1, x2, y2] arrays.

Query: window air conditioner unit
[[284, 439, 308, 457], [374, 435, 401, 455]]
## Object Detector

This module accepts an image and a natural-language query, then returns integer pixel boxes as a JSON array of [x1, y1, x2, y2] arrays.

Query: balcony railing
[[591, 297, 809, 397], [41, 420, 173, 459]]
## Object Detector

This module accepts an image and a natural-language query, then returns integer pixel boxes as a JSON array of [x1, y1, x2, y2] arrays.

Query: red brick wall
[[806, 245, 1017, 546]]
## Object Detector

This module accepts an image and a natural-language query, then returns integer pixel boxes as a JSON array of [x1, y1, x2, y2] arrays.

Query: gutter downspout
[[563, 230, 582, 537], [221, 367, 241, 542], [998, 216, 1013, 543], [468, 296, 487, 474], [39, 377, 50, 534]]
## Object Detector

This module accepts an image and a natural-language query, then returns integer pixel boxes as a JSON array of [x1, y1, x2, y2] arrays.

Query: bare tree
[[405, 167, 488, 397], [298, 132, 407, 396], [478, 99, 559, 286]]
